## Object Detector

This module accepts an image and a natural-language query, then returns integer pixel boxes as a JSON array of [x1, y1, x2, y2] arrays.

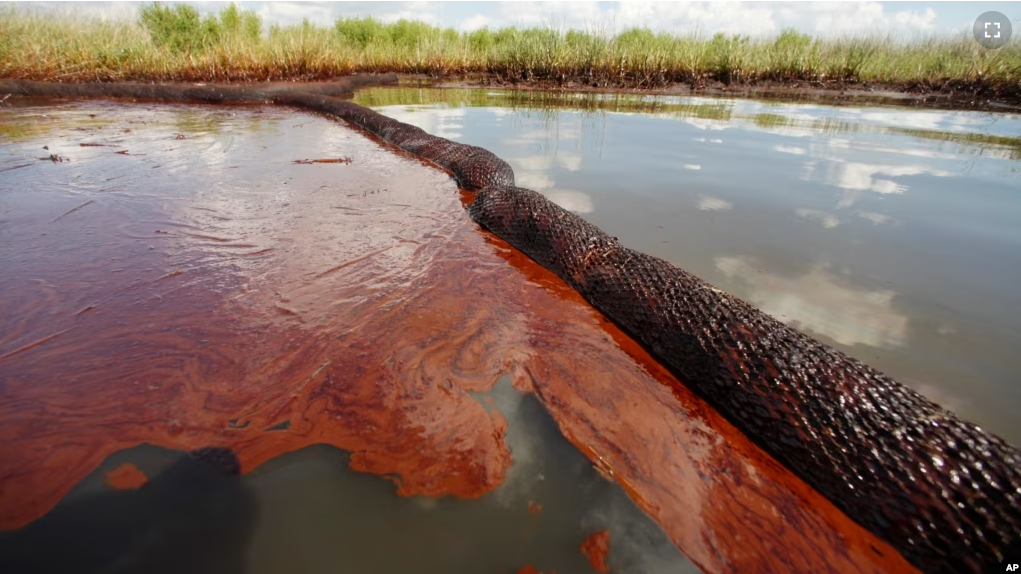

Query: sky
[[23, 1, 1020, 39]]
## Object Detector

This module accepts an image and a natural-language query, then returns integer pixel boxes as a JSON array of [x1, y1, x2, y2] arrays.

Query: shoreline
[[423, 74, 1021, 112], [5, 73, 1017, 113], [5, 3, 1018, 114]]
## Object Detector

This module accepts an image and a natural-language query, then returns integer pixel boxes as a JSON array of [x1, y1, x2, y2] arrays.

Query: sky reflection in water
[[358, 88, 1021, 444]]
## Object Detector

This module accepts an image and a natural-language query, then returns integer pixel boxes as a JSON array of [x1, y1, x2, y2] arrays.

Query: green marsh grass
[[1, 3, 1018, 94]]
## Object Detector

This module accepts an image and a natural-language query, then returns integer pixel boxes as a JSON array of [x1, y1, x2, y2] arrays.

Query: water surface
[[0, 98, 698, 574], [356, 87, 1021, 444], [0, 93, 955, 574], [0, 378, 686, 574]]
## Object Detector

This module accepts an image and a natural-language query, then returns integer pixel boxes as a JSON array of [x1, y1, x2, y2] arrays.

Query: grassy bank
[[1, 3, 1018, 96]]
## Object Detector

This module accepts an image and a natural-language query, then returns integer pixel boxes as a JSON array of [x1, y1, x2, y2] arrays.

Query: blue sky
[[27, 2, 1021, 38]]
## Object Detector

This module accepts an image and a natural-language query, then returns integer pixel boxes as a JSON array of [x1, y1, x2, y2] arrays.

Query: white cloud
[[459, 13, 490, 31], [254, 1, 340, 27], [803, 2, 936, 37], [379, 9, 441, 25], [29, 1, 138, 21], [615, 1, 780, 37], [27, 1, 963, 39], [490, 1, 942, 39], [893, 7, 938, 33], [497, 1, 608, 31]]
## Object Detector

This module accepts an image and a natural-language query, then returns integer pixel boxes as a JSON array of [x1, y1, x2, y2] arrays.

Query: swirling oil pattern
[[0, 96, 920, 573]]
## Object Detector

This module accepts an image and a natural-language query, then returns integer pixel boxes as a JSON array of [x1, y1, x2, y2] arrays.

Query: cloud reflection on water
[[496, 113, 595, 213], [698, 196, 732, 211], [359, 87, 1021, 445], [795, 208, 840, 228], [378, 105, 466, 140], [824, 161, 951, 195], [858, 211, 896, 225], [773, 144, 807, 155], [546, 190, 595, 214], [716, 257, 908, 349]]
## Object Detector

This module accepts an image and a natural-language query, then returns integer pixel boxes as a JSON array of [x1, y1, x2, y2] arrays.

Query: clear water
[[356, 87, 1021, 445]]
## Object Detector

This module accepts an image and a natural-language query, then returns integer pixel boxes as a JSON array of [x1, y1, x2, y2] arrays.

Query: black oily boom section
[[468, 185, 1021, 574], [467, 185, 621, 283], [0, 76, 398, 104]]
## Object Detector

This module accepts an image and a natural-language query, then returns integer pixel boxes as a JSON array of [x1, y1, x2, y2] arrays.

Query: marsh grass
[[1, 3, 1018, 94]]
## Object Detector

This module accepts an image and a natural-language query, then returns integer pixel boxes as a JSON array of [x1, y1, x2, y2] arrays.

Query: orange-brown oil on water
[[0, 98, 918, 574]]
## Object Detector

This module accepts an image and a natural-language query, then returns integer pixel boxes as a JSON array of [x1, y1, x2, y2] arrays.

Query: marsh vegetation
[[1, 2, 1018, 97]]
